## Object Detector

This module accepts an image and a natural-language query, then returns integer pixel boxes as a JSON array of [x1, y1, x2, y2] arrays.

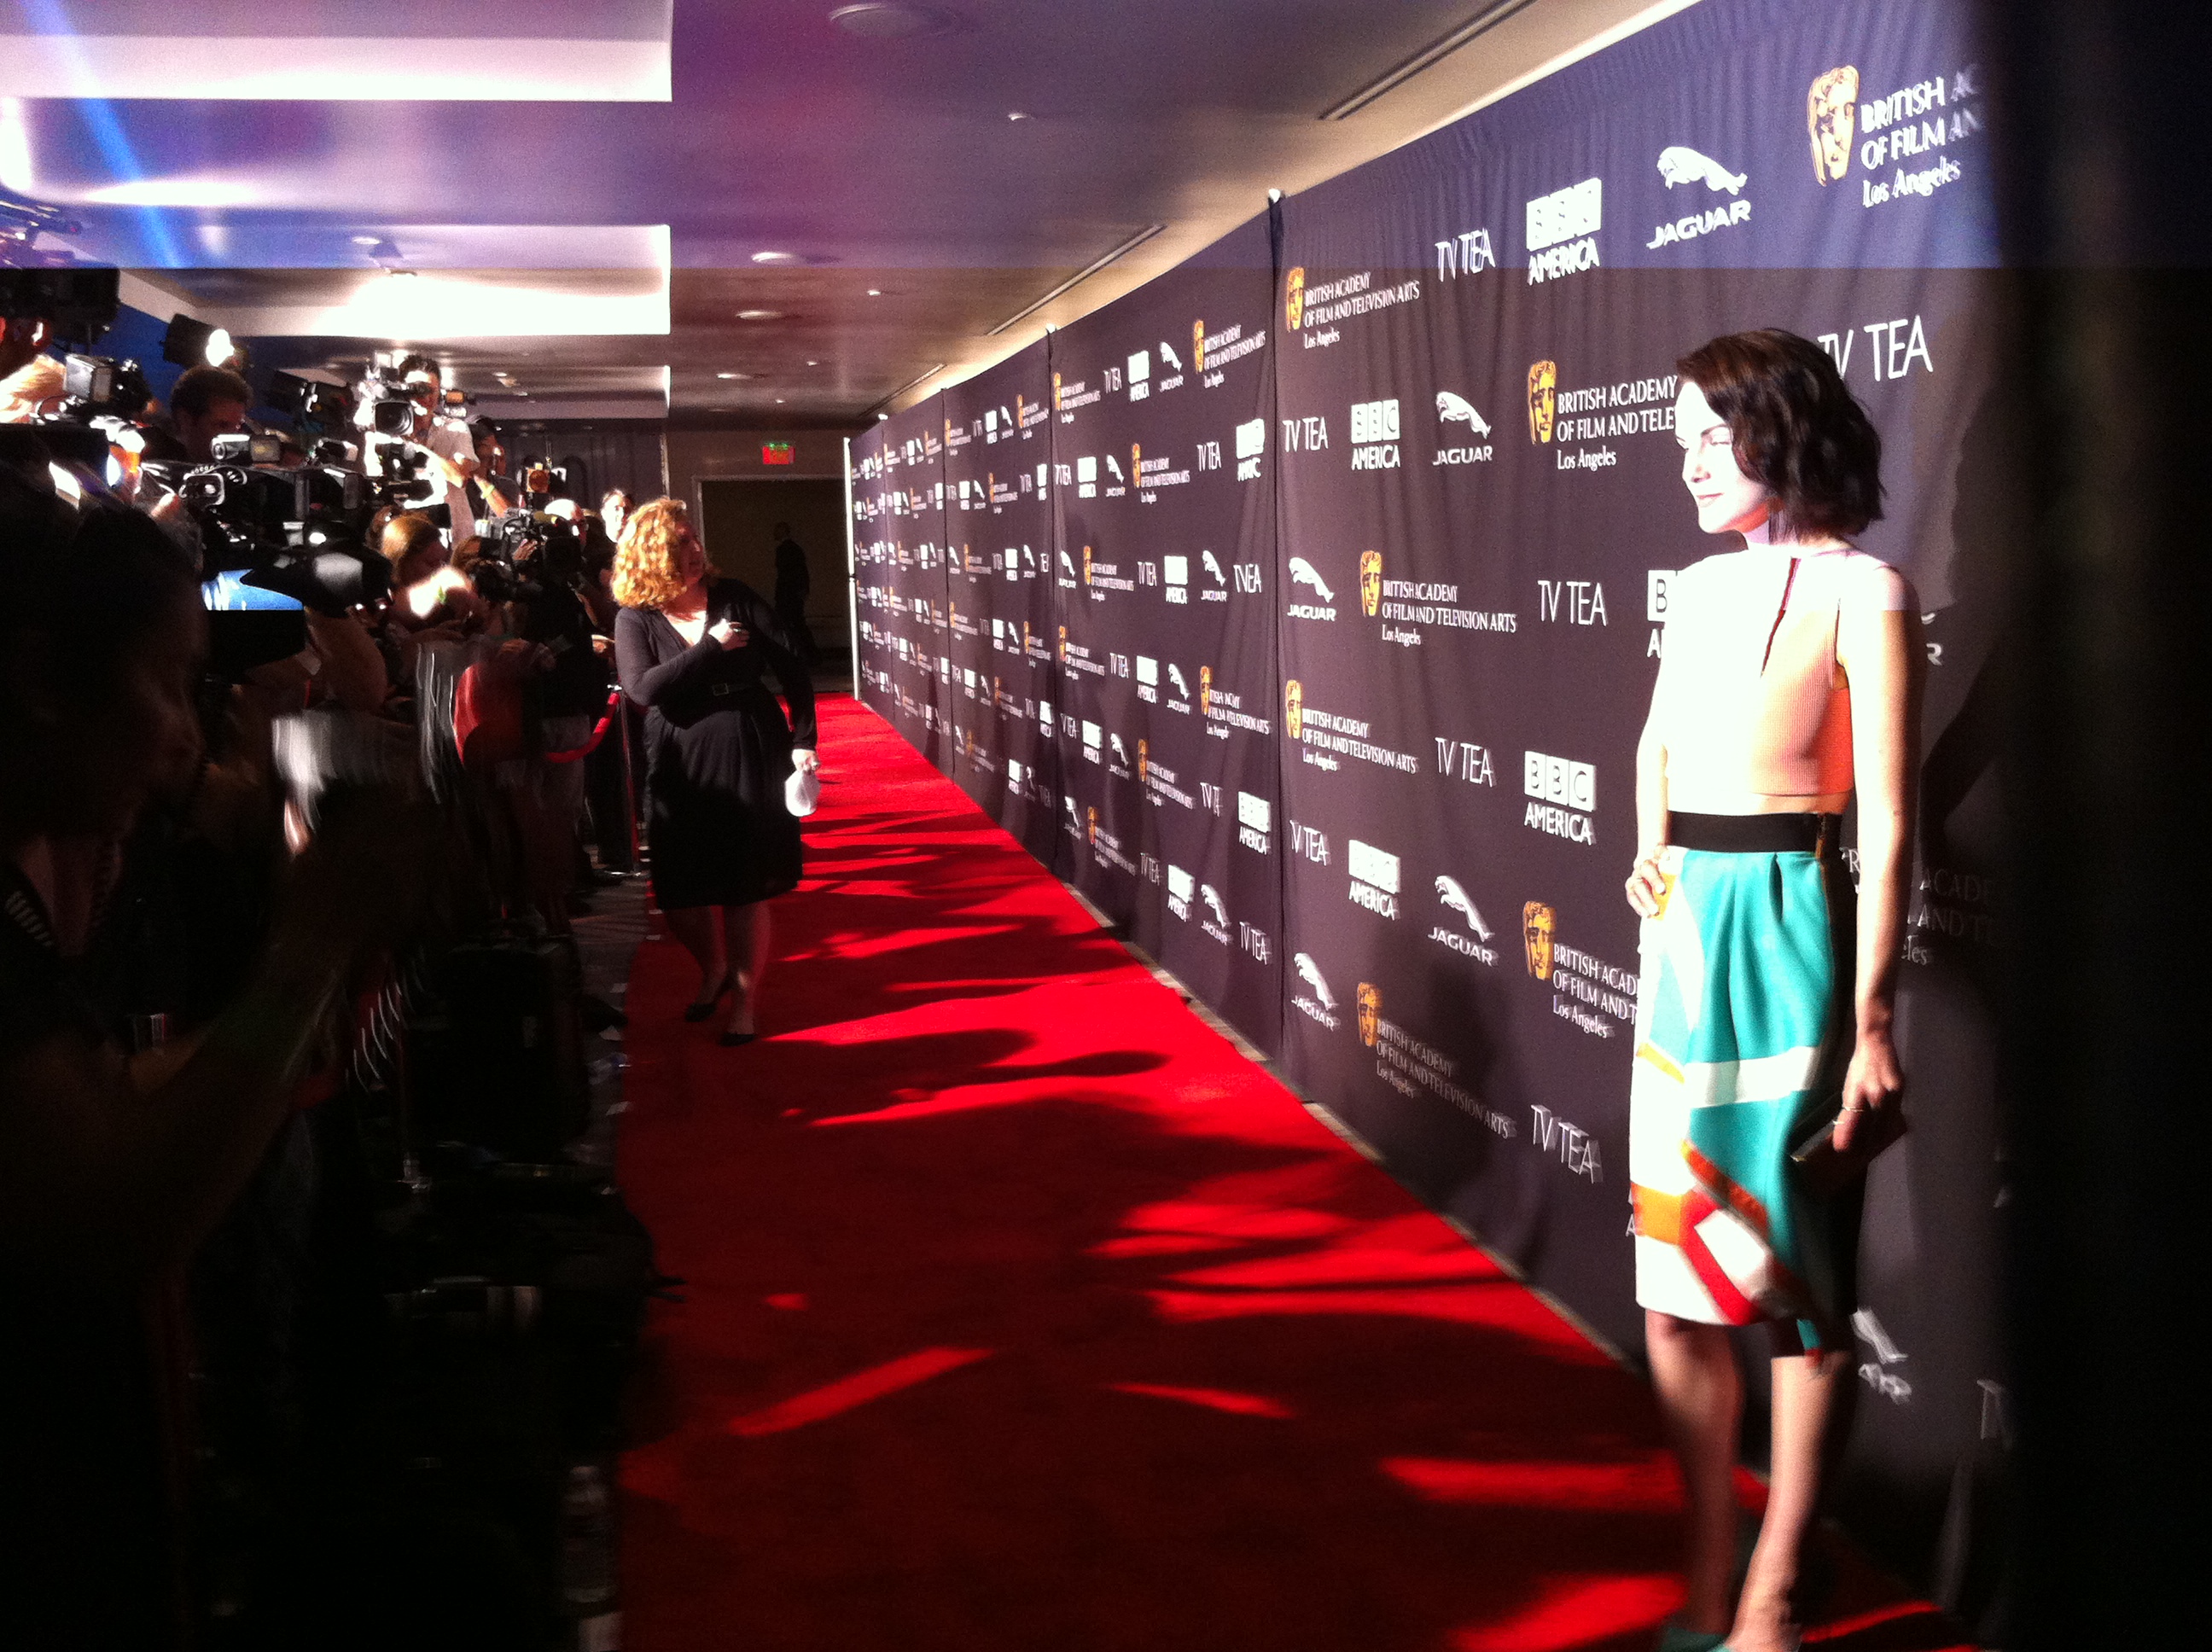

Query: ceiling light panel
[[0, 1, 672, 101]]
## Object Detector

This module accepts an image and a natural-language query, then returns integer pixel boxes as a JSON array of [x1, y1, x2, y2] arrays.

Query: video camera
[[140, 430, 390, 680]]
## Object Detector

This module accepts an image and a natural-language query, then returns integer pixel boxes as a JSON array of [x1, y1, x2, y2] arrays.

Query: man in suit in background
[[771, 521, 817, 663]]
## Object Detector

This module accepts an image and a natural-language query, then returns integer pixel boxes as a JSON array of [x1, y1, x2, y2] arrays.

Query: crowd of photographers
[[2, 311, 654, 1648]]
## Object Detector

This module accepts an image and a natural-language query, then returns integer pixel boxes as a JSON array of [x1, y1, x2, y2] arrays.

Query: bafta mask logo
[[1356, 982, 1381, 1049], [1137, 738, 1149, 783], [1284, 678, 1304, 742], [1359, 550, 1383, 619], [1522, 901, 1557, 981], [1807, 66, 1860, 185], [1086, 805, 1098, 845], [1199, 665, 1213, 718], [1285, 266, 1307, 331], [992, 675, 1002, 707], [1527, 360, 1558, 444], [1052, 371, 1063, 410], [945, 416, 954, 442], [1132, 444, 1142, 487], [1015, 393, 1026, 427], [1082, 544, 1093, 585], [1193, 317, 1208, 374], [947, 600, 958, 631], [1057, 623, 1068, 663], [1022, 620, 1035, 655]]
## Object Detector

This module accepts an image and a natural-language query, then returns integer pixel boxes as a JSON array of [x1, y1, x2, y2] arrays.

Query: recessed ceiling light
[[716, 371, 748, 380], [350, 234, 381, 245], [736, 308, 783, 320], [750, 250, 799, 265], [775, 398, 786, 404], [829, 3, 958, 39], [865, 288, 882, 297], [1006, 110, 1029, 121], [806, 359, 819, 366]]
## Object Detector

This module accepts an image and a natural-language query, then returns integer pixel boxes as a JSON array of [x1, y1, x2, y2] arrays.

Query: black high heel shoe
[[683, 971, 732, 1022]]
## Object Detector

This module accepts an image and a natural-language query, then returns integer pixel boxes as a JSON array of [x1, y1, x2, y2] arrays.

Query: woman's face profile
[[676, 526, 707, 587], [1674, 380, 1772, 538]]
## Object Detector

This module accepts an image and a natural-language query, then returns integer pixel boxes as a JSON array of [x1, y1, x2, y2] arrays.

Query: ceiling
[[3, 0, 1687, 422]]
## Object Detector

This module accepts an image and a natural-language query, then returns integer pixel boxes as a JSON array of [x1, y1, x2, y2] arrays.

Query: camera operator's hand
[[708, 615, 750, 650]]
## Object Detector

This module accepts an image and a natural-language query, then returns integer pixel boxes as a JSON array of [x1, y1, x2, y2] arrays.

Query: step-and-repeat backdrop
[[940, 351, 1060, 863], [852, 0, 2005, 1593]]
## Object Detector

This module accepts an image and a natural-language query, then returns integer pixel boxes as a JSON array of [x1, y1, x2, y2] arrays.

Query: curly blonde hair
[[611, 497, 694, 609]]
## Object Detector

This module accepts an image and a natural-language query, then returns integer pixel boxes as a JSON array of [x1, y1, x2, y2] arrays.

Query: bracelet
[[1840, 1102, 1868, 1112]]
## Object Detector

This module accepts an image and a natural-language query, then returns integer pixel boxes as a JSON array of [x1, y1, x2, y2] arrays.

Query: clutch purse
[[784, 758, 821, 817], [1790, 1093, 1908, 1199]]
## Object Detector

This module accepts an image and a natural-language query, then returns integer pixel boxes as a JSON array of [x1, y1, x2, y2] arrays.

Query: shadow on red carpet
[[614, 695, 1970, 1652]]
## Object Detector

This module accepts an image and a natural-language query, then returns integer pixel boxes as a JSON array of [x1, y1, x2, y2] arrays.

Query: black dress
[[614, 580, 818, 910]]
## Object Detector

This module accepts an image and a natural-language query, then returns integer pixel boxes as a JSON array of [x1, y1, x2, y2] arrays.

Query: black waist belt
[[1670, 811, 1841, 855]]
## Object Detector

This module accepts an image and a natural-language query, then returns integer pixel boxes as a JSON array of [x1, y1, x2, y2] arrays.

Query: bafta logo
[[1808, 66, 1860, 185], [1356, 982, 1381, 1049], [1052, 371, 1063, 410], [1015, 393, 1026, 427], [947, 600, 958, 631], [1132, 444, 1142, 486], [1057, 623, 1068, 663], [1022, 620, 1034, 655], [1082, 544, 1093, 585], [1527, 360, 1557, 444], [1086, 805, 1098, 845], [1522, 901, 1557, 981], [1199, 665, 1213, 718], [1285, 266, 1307, 331], [992, 675, 1002, 708], [1193, 317, 1207, 374], [1284, 678, 1304, 741], [1137, 738, 1149, 783], [1359, 550, 1383, 619]]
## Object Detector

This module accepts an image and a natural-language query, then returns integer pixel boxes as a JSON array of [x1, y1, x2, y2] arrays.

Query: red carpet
[[614, 694, 1969, 1652]]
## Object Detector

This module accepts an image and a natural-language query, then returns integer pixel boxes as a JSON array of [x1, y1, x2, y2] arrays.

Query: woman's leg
[[1647, 1309, 1743, 1636], [719, 901, 771, 1034], [1732, 1340, 1851, 1648], [663, 905, 726, 1002]]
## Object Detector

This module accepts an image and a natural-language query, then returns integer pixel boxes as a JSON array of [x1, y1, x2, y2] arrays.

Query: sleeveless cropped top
[[1656, 544, 1909, 807]]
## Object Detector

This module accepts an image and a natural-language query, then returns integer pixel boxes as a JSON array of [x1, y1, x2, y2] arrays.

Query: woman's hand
[[1831, 1026, 1906, 1156], [1624, 849, 1668, 917], [708, 615, 750, 650], [792, 747, 820, 776]]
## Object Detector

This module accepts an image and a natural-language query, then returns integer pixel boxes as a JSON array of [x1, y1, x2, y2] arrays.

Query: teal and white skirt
[[1629, 823, 1857, 1348]]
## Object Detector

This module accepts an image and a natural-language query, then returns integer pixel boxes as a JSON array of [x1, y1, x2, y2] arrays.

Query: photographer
[[468, 417, 518, 521], [141, 362, 253, 463], [0, 309, 61, 422], [0, 465, 428, 1645], [361, 354, 480, 544]]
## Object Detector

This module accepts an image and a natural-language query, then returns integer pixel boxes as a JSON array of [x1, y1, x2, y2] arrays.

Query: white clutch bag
[[784, 756, 821, 817]]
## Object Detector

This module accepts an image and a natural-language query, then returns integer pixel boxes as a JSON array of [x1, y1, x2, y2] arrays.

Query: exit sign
[[761, 442, 795, 465]]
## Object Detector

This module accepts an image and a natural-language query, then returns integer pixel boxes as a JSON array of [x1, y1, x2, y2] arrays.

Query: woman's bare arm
[[1834, 598, 1923, 1146]]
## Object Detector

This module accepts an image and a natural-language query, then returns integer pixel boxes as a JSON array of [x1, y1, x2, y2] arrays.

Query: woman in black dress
[[612, 499, 818, 1044]]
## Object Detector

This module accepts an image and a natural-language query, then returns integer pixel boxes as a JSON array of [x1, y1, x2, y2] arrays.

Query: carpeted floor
[[614, 693, 1970, 1652]]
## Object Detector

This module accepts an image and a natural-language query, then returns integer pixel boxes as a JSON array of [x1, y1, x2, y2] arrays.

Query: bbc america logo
[[1347, 838, 1400, 919], [1523, 750, 1596, 845], [1526, 177, 1601, 284], [1350, 398, 1400, 470]]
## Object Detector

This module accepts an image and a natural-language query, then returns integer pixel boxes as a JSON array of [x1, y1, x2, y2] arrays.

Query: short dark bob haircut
[[1676, 328, 1883, 538]]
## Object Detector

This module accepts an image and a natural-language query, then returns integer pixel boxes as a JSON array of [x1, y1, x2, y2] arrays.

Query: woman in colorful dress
[[1625, 329, 1918, 1652]]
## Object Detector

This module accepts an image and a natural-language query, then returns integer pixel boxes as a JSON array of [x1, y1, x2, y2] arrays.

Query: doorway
[[696, 477, 848, 660]]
